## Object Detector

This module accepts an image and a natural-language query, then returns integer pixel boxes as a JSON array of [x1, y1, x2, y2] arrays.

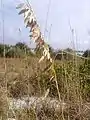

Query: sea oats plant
[[16, 1, 62, 102], [16, 2, 52, 63]]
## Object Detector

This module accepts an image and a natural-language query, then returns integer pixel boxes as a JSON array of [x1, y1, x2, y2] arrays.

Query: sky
[[0, 0, 90, 50]]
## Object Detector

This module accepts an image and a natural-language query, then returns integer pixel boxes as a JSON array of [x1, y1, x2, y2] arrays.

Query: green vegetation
[[0, 42, 33, 58]]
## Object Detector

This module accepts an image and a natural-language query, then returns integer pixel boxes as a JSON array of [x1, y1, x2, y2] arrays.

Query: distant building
[[75, 51, 84, 56]]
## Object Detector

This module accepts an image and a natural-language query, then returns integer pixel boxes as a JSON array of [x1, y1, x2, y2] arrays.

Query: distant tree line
[[0, 42, 33, 58], [0, 42, 89, 59], [53, 48, 90, 60]]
